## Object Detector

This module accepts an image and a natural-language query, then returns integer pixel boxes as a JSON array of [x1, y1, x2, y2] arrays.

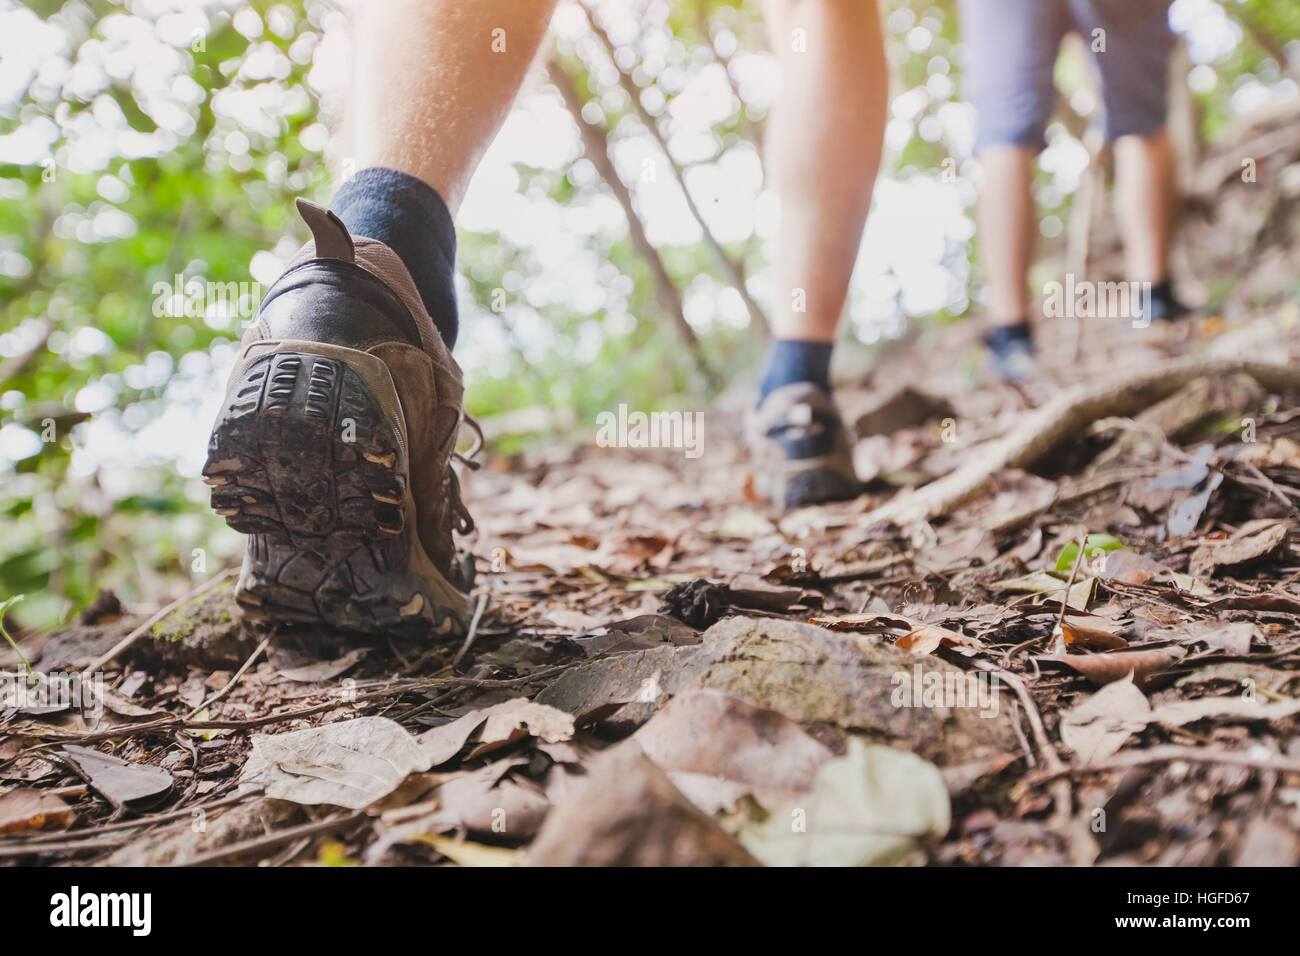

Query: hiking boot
[[982, 320, 1036, 382], [749, 383, 861, 508], [203, 199, 475, 636], [1134, 280, 1191, 325]]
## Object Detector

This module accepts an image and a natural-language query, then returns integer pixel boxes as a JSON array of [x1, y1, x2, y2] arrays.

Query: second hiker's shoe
[[203, 199, 474, 636], [982, 320, 1036, 382], [749, 383, 862, 508], [1135, 280, 1191, 325]]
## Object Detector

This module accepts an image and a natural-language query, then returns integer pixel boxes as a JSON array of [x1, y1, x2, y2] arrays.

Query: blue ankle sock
[[757, 339, 834, 404], [328, 168, 459, 349]]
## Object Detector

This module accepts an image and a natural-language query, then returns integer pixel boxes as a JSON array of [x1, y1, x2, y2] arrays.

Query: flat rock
[[30, 620, 132, 671], [537, 615, 1016, 765], [121, 579, 262, 671]]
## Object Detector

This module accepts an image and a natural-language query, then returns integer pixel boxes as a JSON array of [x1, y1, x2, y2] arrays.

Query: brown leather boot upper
[[234, 199, 473, 591]]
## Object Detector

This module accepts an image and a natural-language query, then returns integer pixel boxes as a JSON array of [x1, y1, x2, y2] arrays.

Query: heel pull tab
[[295, 198, 355, 263]]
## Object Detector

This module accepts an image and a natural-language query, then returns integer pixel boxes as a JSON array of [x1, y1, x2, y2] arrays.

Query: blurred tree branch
[[695, 3, 765, 154], [0, 319, 54, 392], [1217, 0, 1292, 72], [581, 1, 771, 336], [547, 56, 718, 387]]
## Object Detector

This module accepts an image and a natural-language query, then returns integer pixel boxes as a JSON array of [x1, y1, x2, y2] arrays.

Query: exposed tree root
[[860, 356, 1300, 529]]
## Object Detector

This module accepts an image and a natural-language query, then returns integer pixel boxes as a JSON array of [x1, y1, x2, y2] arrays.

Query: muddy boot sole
[[204, 349, 469, 636], [204, 352, 407, 549], [234, 533, 466, 636]]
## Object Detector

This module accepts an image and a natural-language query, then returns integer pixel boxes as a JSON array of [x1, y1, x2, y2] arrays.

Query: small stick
[[0, 836, 131, 858], [451, 591, 490, 670], [22, 666, 571, 749], [1006, 698, 1037, 770], [1233, 459, 1300, 518], [1052, 532, 1090, 654], [980, 663, 1094, 862], [186, 633, 272, 720], [176, 811, 364, 866], [0, 791, 254, 848], [82, 568, 237, 677], [1022, 744, 1300, 785], [980, 665, 1063, 772]]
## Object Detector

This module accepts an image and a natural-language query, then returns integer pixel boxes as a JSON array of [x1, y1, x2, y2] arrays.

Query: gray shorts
[[958, 0, 1176, 150]]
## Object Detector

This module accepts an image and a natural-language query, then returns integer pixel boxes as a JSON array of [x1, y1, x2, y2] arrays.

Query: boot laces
[[448, 413, 485, 535]]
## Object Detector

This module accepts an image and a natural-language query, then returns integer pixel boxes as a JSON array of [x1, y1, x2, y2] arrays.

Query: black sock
[[983, 320, 1034, 354], [1150, 278, 1175, 308], [1144, 278, 1189, 322], [329, 168, 459, 349], [757, 339, 834, 404]]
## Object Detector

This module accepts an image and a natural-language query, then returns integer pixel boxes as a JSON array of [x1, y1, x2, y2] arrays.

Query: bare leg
[[973, 145, 1038, 325], [763, 0, 887, 342], [1112, 127, 1176, 283], [344, 0, 559, 213]]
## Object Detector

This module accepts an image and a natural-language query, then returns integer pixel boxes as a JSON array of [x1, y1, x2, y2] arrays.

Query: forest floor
[[4, 103, 1300, 866]]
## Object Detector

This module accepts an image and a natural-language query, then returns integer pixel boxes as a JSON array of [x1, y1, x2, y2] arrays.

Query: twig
[[1231, 459, 1300, 518], [451, 592, 490, 670], [1006, 698, 1036, 770], [22, 666, 572, 749], [81, 568, 237, 677], [1052, 533, 1089, 653], [580, 2, 771, 335], [546, 55, 716, 386], [0, 836, 131, 858], [861, 356, 1300, 529], [980, 665, 1062, 772], [176, 811, 365, 867], [0, 791, 254, 849], [980, 664, 1096, 863], [1022, 744, 1300, 785], [186, 632, 272, 719]]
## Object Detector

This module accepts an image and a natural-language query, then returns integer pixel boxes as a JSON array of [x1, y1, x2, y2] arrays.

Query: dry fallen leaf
[[544, 607, 604, 631], [1188, 520, 1290, 578], [417, 710, 490, 766], [1060, 618, 1128, 651], [277, 647, 369, 683], [1096, 549, 1172, 585], [429, 759, 551, 838], [810, 611, 922, 632], [994, 572, 1094, 611], [62, 745, 173, 808], [1038, 647, 1182, 687], [1172, 620, 1255, 655], [1236, 437, 1300, 470], [240, 716, 430, 810], [419, 833, 520, 867], [527, 742, 759, 867], [630, 690, 831, 813], [464, 697, 576, 759], [1146, 696, 1300, 726], [1206, 592, 1300, 615], [1059, 677, 1151, 763], [0, 788, 75, 835], [895, 623, 984, 656], [738, 737, 951, 867]]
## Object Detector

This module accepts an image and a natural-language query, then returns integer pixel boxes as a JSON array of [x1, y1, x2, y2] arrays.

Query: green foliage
[[0, 594, 34, 679], [1055, 534, 1125, 571]]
